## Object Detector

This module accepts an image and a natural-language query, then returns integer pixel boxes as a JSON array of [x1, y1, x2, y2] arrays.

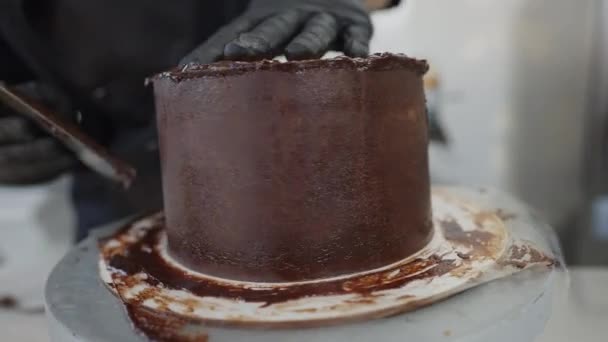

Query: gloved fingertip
[[0, 116, 37, 144], [177, 57, 198, 68], [224, 34, 273, 60], [224, 41, 254, 60], [179, 47, 226, 66], [285, 42, 316, 61], [179, 49, 214, 67], [344, 39, 369, 58]]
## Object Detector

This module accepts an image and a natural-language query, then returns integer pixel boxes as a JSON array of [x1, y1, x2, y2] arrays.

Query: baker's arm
[[0, 37, 35, 84], [181, 0, 400, 65]]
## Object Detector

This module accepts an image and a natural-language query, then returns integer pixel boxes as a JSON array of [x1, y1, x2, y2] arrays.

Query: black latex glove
[[180, 0, 372, 65], [0, 83, 75, 184]]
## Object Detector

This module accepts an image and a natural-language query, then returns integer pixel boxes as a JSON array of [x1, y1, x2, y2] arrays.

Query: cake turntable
[[46, 186, 565, 342], [45, 54, 566, 341]]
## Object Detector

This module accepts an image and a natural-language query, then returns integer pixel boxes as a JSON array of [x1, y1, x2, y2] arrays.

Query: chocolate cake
[[152, 53, 432, 282]]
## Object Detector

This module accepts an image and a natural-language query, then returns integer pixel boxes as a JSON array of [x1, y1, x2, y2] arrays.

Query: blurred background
[[1, 0, 607, 341], [373, 0, 608, 266]]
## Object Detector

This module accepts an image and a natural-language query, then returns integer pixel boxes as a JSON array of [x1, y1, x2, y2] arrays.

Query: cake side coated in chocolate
[[153, 53, 432, 282]]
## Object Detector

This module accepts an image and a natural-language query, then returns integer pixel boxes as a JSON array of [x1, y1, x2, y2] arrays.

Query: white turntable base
[[46, 187, 567, 342]]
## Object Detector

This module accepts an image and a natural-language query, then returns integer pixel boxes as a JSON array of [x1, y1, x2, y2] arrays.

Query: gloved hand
[[180, 0, 372, 65], [0, 83, 75, 184]]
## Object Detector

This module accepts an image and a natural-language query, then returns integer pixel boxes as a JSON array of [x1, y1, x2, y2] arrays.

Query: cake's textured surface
[[152, 53, 432, 282]]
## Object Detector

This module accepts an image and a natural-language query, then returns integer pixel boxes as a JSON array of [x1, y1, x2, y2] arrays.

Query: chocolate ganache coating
[[152, 53, 432, 282]]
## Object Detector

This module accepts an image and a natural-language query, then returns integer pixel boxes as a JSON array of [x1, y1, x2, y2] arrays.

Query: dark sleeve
[[221, 0, 249, 22], [0, 0, 38, 84], [389, 0, 401, 8], [0, 34, 35, 84]]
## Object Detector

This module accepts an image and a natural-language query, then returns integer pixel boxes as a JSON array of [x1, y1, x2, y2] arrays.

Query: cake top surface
[[152, 53, 428, 82]]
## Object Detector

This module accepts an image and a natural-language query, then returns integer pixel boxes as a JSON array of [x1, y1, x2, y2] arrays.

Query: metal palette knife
[[0, 84, 136, 188]]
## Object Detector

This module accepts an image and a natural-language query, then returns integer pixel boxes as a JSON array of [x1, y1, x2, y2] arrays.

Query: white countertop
[[538, 267, 608, 342]]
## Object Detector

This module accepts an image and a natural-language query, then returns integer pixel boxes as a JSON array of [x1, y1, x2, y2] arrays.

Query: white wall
[[371, 0, 596, 226]]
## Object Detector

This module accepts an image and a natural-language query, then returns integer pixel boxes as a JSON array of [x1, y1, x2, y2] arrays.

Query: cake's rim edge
[[150, 53, 429, 83]]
